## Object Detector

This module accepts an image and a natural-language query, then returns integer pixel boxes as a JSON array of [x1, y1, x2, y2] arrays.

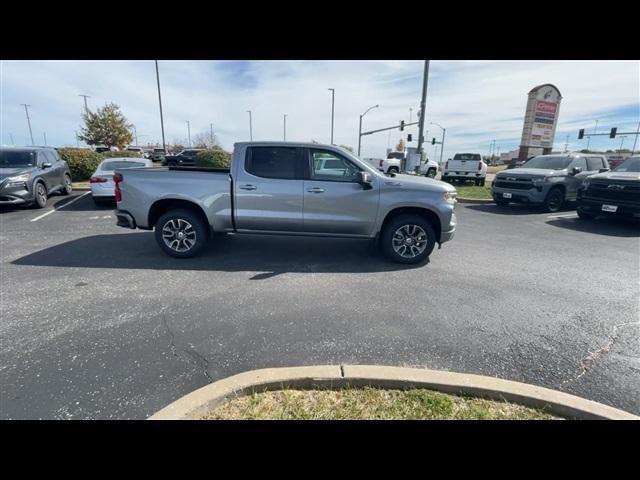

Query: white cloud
[[1, 60, 638, 159]]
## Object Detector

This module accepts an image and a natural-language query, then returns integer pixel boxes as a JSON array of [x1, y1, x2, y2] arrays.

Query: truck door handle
[[307, 187, 325, 193], [239, 184, 257, 190]]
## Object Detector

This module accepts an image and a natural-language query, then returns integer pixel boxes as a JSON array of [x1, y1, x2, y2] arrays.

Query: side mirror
[[570, 166, 582, 176], [42, 162, 52, 169], [598, 168, 609, 173], [356, 171, 373, 189]]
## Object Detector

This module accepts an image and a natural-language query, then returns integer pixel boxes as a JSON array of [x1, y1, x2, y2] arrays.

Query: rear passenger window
[[587, 157, 603, 170], [246, 147, 301, 179]]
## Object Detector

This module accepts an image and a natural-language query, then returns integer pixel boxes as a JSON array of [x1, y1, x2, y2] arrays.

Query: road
[[1, 191, 638, 419]]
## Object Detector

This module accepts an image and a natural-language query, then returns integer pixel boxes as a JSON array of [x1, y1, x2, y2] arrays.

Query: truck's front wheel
[[155, 209, 209, 258], [381, 214, 436, 264]]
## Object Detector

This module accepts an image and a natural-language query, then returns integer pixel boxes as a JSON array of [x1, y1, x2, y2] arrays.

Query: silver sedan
[[90, 157, 152, 205]]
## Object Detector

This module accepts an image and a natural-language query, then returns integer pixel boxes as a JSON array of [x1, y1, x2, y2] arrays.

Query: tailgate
[[448, 160, 479, 172]]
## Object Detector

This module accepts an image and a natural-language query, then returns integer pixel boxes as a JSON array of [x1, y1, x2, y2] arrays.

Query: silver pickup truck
[[114, 142, 457, 264]]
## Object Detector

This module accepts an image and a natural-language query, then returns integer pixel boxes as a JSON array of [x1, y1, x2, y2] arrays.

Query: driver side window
[[309, 150, 360, 182]]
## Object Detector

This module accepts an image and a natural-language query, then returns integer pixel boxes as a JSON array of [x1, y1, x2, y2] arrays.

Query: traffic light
[[400, 120, 405, 131], [610, 127, 617, 138], [407, 134, 412, 142], [578, 129, 584, 140], [432, 138, 436, 145]]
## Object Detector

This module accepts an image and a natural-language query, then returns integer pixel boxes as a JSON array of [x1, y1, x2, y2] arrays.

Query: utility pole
[[43, 132, 47, 146], [358, 104, 379, 156], [186, 121, 191, 147], [9, 133, 14, 145], [619, 136, 627, 151], [75, 130, 79, 147], [564, 135, 570, 152], [21, 104, 34, 146], [416, 60, 430, 156], [409, 108, 413, 124], [155, 60, 167, 152], [78, 94, 91, 114], [328, 88, 335, 144], [246, 111, 253, 141], [210, 123, 215, 146], [586, 119, 598, 151], [631, 121, 639, 155], [132, 125, 138, 145], [429, 122, 446, 165], [283, 114, 287, 141]]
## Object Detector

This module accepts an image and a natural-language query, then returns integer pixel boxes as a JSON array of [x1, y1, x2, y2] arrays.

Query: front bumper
[[0, 185, 33, 205], [440, 212, 456, 243], [578, 197, 640, 218], [491, 184, 548, 204]]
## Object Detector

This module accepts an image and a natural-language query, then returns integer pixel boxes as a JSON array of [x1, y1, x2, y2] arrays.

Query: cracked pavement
[[1, 192, 639, 419]]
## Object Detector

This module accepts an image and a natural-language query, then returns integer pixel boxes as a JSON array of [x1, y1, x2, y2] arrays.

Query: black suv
[[162, 149, 203, 167], [0, 146, 73, 208], [577, 156, 640, 221]]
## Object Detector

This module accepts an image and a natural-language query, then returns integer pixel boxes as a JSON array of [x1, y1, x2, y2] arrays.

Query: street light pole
[[21, 104, 34, 146], [43, 132, 47, 146], [586, 119, 599, 150], [246, 110, 253, 141], [132, 125, 138, 145], [416, 60, 430, 157], [9, 133, 14, 145], [283, 114, 287, 141], [186, 121, 191, 147], [619, 136, 627, 151], [409, 108, 413, 124], [429, 122, 446, 165], [328, 88, 335, 144], [79, 94, 91, 114], [154, 60, 167, 152], [357, 104, 379, 157], [631, 121, 639, 155]]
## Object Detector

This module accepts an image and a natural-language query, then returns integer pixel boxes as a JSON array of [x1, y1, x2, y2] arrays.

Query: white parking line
[[547, 213, 578, 219], [30, 191, 91, 222]]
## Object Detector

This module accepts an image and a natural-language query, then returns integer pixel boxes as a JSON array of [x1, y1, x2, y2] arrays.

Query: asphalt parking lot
[[1, 190, 639, 419]]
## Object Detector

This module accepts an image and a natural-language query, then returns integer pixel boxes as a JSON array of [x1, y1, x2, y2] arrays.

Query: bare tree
[[192, 129, 220, 149]]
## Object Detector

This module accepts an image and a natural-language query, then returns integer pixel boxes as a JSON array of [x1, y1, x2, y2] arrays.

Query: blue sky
[[1, 60, 638, 160]]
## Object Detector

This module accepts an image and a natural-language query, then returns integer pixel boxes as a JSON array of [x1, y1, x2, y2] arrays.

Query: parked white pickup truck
[[374, 151, 439, 178], [442, 153, 487, 186]]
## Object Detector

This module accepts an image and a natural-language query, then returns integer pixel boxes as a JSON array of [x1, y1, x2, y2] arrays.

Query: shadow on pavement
[[546, 217, 640, 238], [12, 232, 426, 275], [465, 203, 574, 216], [0, 191, 110, 214]]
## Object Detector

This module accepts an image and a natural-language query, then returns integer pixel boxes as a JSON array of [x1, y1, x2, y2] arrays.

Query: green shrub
[[100, 150, 142, 159], [194, 149, 232, 169], [57, 148, 103, 181]]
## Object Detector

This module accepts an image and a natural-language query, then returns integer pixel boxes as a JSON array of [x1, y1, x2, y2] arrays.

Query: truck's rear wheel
[[426, 168, 437, 178], [155, 209, 209, 258], [381, 214, 436, 264]]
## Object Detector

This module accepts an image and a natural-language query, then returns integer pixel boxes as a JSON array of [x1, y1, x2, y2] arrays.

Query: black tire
[[577, 208, 595, 220], [154, 209, 209, 258], [544, 187, 564, 213], [32, 181, 48, 209], [380, 214, 436, 264], [167, 161, 177, 167], [480, 178, 486, 187], [475, 179, 481, 186], [388, 167, 399, 174], [426, 168, 437, 178], [61, 174, 73, 195]]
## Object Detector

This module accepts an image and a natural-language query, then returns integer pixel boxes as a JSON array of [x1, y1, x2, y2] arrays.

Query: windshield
[[0, 150, 36, 168], [100, 160, 147, 170], [613, 157, 640, 172], [523, 156, 572, 170]]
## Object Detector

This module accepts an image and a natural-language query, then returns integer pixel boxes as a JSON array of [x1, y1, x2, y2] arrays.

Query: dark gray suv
[[0, 146, 73, 208]]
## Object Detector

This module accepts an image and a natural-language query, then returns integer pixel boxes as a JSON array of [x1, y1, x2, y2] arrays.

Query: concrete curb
[[148, 365, 639, 420], [457, 198, 494, 204]]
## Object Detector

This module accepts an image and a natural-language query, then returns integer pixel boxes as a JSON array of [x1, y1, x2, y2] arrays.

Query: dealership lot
[[1, 192, 639, 419]]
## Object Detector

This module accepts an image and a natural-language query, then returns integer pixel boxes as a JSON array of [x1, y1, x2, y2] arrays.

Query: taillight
[[89, 176, 108, 183], [445, 161, 448, 170], [113, 173, 123, 202], [379, 160, 384, 168], [478, 161, 483, 171]]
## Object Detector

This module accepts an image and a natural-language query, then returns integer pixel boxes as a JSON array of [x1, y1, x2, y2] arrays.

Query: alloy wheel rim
[[392, 224, 428, 258], [37, 185, 46, 204], [162, 219, 197, 252]]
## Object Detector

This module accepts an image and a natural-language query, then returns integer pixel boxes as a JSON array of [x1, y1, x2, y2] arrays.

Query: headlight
[[4, 173, 31, 188], [443, 191, 457, 204], [532, 177, 547, 187]]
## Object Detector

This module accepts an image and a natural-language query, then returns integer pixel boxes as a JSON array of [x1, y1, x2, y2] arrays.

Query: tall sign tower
[[518, 84, 562, 162]]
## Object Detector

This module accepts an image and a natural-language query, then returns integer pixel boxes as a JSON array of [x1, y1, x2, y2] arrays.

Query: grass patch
[[488, 165, 507, 174], [203, 387, 559, 420], [452, 181, 493, 200]]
